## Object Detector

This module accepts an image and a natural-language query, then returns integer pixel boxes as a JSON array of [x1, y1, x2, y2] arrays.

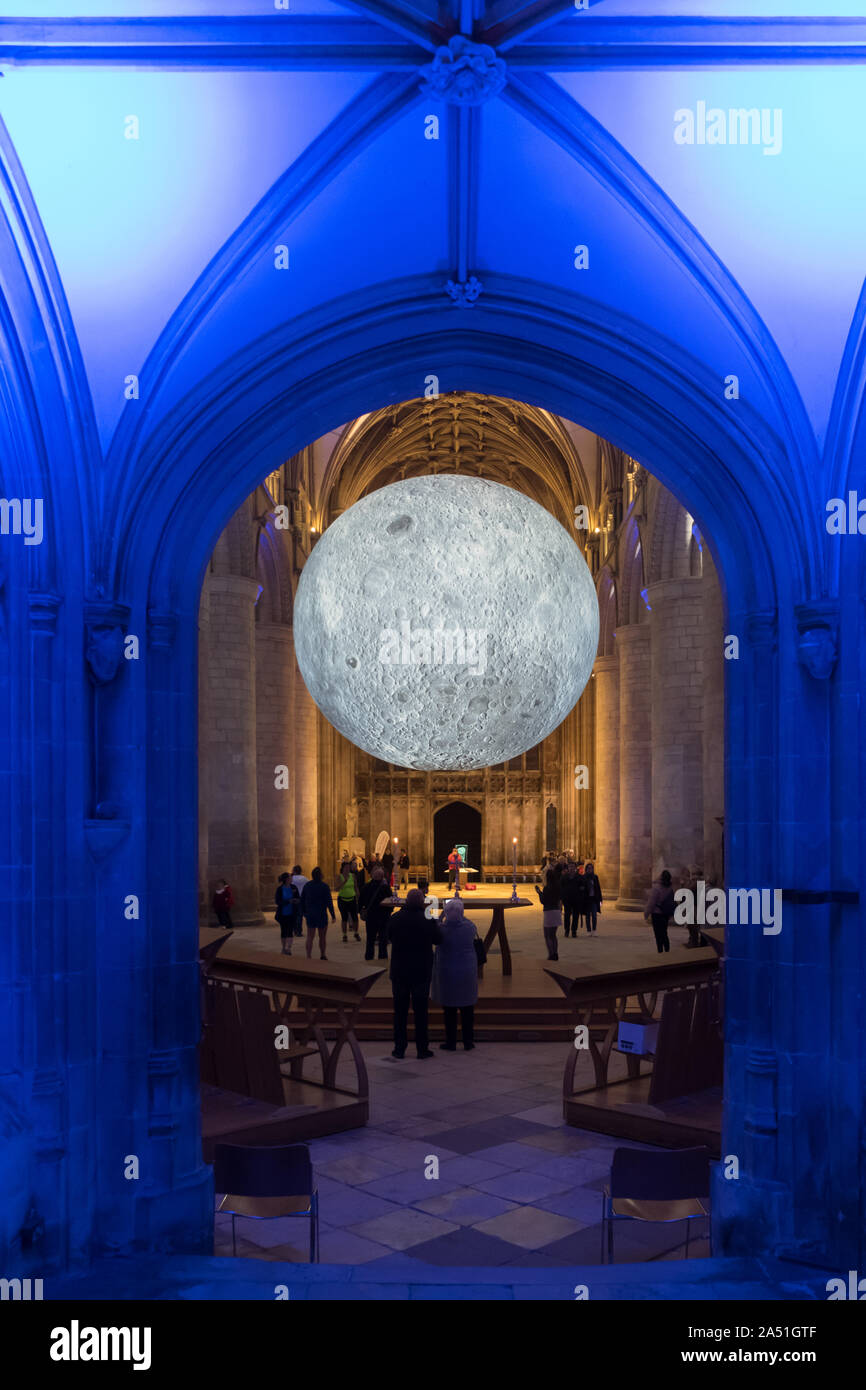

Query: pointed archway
[[433, 801, 482, 884]]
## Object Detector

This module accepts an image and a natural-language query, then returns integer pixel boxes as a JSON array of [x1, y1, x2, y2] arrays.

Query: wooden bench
[[482, 864, 541, 883]]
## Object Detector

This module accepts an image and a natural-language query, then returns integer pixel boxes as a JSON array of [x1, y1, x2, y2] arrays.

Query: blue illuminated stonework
[[0, 2, 864, 1299]]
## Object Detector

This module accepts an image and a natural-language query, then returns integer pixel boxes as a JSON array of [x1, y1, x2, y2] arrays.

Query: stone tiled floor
[[214, 1040, 711, 1269]]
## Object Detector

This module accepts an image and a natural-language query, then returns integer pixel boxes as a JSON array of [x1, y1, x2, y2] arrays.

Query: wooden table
[[390, 895, 531, 976]]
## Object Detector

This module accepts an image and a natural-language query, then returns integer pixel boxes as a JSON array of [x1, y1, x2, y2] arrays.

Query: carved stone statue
[[345, 797, 359, 839]]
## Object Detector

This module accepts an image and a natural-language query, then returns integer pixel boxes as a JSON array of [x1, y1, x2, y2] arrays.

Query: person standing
[[583, 862, 603, 934], [560, 862, 585, 938], [398, 848, 410, 890], [336, 858, 361, 944], [381, 846, 394, 884], [388, 888, 440, 1059], [212, 879, 234, 929], [536, 868, 562, 960], [300, 867, 336, 961], [290, 865, 308, 939], [432, 898, 479, 1051], [274, 872, 300, 954], [644, 870, 676, 953], [447, 845, 462, 890], [360, 866, 395, 961], [353, 853, 366, 893]]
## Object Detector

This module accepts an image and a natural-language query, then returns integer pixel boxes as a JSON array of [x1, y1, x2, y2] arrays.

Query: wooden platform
[[199, 931, 385, 1151], [565, 1076, 722, 1156], [201, 1081, 367, 1160]]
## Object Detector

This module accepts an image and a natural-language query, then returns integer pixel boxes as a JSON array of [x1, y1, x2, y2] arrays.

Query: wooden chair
[[600, 1145, 710, 1264], [214, 1142, 319, 1262]]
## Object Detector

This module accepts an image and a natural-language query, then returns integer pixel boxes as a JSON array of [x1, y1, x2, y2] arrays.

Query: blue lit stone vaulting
[[0, 0, 864, 1296]]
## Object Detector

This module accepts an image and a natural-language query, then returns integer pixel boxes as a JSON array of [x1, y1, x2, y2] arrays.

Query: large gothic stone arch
[[98, 279, 848, 1267]]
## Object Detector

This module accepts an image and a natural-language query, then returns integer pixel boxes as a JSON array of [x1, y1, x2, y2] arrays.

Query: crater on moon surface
[[293, 474, 599, 770]]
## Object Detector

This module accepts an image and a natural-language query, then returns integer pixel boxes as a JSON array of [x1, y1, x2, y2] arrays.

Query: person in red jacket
[[447, 846, 462, 890], [213, 879, 234, 928]]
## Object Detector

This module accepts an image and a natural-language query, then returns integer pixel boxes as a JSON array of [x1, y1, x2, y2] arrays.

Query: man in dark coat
[[360, 866, 395, 961], [583, 861, 603, 934], [560, 862, 586, 938], [387, 889, 441, 1059]]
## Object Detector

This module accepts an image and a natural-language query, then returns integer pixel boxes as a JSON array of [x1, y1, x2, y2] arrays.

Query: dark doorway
[[433, 802, 482, 883]]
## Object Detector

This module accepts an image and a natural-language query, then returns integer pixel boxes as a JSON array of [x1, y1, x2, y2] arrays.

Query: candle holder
[[510, 837, 519, 904]]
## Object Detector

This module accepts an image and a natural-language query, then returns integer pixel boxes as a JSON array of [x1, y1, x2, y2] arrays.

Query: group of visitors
[[266, 865, 478, 1058], [274, 866, 336, 959], [535, 856, 603, 960], [271, 848, 414, 960]]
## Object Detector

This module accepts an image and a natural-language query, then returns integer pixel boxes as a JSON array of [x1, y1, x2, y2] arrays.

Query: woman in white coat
[[432, 898, 479, 1051]]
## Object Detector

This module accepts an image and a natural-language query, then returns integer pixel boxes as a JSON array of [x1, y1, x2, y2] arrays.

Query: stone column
[[293, 663, 319, 875], [593, 654, 620, 898], [558, 706, 580, 856], [648, 577, 705, 880], [255, 622, 296, 906], [615, 622, 652, 908], [197, 579, 210, 920], [702, 553, 725, 884], [205, 573, 263, 925]]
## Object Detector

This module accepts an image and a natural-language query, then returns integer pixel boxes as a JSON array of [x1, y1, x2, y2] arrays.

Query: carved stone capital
[[795, 600, 838, 680]]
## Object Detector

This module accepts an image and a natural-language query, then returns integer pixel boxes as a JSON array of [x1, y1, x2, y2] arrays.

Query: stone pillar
[[702, 553, 725, 883], [558, 706, 580, 856], [648, 577, 705, 880], [197, 580, 210, 920], [293, 663, 319, 875], [615, 622, 652, 908], [205, 574, 263, 925], [593, 654, 620, 898], [256, 622, 296, 906]]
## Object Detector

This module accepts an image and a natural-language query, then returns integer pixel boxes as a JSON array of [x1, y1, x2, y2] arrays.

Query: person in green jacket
[[336, 857, 361, 944]]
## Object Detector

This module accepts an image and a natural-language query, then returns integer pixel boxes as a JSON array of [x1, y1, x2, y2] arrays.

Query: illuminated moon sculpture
[[293, 474, 599, 770]]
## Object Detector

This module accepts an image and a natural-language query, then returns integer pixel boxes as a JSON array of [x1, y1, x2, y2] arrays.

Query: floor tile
[[362, 1137, 460, 1171], [413, 1185, 518, 1226], [437, 1156, 513, 1186], [405, 1227, 523, 1267], [317, 1153, 404, 1186], [472, 1205, 581, 1250], [316, 1228, 395, 1264], [522, 1153, 611, 1185], [519, 1129, 600, 1155], [511, 1104, 564, 1127], [348, 1208, 460, 1251], [317, 1188, 403, 1228], [358, 1167, 463, 1204], [531, 1186, 606, 1226], [475, 1170, 573, 1203], [467, 1140, 552, 1169]]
